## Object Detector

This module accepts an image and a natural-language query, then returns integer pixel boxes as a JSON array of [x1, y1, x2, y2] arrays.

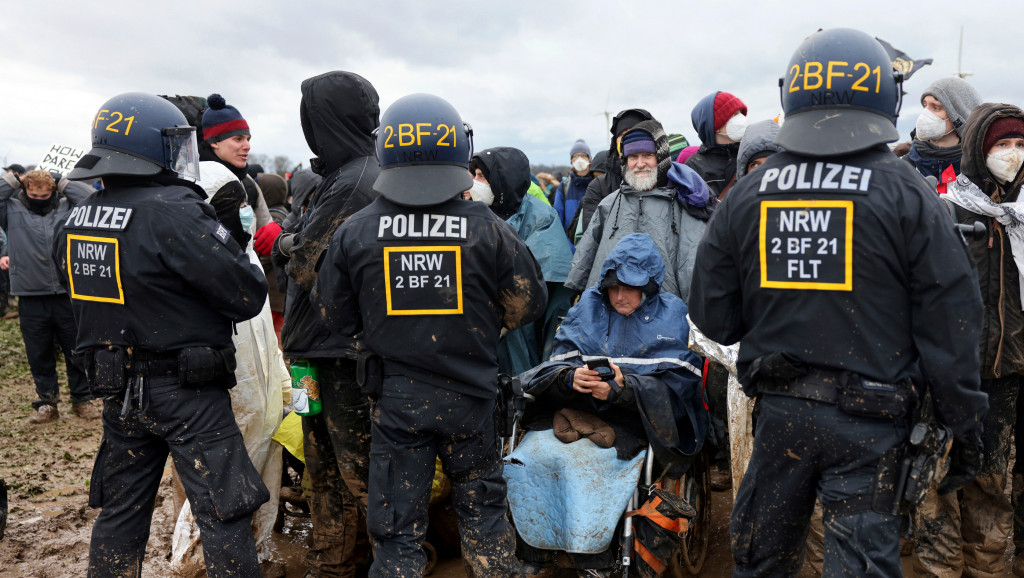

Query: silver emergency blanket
[[687, 316, 753, 497]]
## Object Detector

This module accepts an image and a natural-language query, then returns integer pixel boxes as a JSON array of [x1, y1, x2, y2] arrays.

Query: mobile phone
[[586, 358, 615, 381]]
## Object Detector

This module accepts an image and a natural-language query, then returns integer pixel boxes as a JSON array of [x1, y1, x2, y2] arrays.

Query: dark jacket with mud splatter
[[275, 71, 380, 359], [690, 145, 988, 436], [945, 102, 1024, 379], [53, 180, 267, 352], [312, 196, 547, 399]]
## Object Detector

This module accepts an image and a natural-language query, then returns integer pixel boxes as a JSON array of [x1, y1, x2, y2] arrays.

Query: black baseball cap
[[3, 164, 26, 174]]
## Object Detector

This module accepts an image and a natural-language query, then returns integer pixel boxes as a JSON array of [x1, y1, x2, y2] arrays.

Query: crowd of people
[[2, 25, 1024, 578]]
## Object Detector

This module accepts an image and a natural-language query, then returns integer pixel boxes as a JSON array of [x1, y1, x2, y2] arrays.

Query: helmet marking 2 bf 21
[[775, 28, 904, 157], [373, 93, 474, 207]]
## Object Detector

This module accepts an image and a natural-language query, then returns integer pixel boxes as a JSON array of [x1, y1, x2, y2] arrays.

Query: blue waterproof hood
[[599, 233, 665, 289]]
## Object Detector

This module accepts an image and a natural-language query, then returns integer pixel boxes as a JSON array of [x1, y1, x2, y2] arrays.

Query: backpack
[[158, 95, 208, 141]]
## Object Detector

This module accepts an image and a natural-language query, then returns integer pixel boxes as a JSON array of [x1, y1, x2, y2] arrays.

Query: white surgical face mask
[[916, 108, 952, 142], [719, 114, 748, 142], [469, 179, 494, 205], [239, 205, 255, 232], [572, 157, 590, 172], [986, 148, 1024, 184]]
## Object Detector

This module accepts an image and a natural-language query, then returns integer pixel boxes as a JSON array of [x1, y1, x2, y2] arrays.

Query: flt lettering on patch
[[759, 200, 853, 291]]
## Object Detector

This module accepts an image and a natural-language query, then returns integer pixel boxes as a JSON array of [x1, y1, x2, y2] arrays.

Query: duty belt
[[757, 368, 843, 404], [131, 350, 179, 377]]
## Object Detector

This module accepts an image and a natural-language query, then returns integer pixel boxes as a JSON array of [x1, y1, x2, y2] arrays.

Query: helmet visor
[[164, 127, 200, 182]]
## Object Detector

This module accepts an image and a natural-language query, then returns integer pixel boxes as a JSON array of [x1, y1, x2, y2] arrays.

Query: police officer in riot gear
[[55, 92, 269, 577], [688, 29, 988, 576], [312, 93, 547, 577]]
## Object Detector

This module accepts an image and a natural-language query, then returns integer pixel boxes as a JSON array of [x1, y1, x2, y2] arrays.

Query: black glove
[[937, 429, 983, 495]]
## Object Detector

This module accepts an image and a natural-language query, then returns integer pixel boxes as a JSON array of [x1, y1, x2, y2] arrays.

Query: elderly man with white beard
[[566, 120, 708, 302]]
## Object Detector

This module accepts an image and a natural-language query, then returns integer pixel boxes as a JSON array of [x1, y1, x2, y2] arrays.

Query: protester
[[272, 70, 381, 577], [573, 108, 654, 236], [200, 93, 274, 234], [0, 169, 95, 423], [255, 171, 290, 341], [906, 76, 983, 194], [281, 167, 323, 231], [918, 102, 1024, 577], [470, 146, 574, 374], [313, 93, 546, 576], [667, 133, 690, 161], [685, 91, 748, 198], [735, 119, 783, 182], [552, 139, 594, 234], [566, 118, 707, 302], [688, 29, 986, 575], [510, 233, 707, 575], [169, 160, 290, 575], [58, 92, 269, 577]]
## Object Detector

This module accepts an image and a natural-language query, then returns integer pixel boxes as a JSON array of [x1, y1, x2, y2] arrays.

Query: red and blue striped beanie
[[202, 93, 250, 143]]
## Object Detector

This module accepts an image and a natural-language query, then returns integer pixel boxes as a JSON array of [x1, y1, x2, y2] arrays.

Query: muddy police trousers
[[367, 376, 520, 578], [87, 376, 268, 578], [731, 394, 906, 577]]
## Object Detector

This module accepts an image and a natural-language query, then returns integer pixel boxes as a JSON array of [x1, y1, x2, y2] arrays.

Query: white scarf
[[945, 175, 1024, 309]]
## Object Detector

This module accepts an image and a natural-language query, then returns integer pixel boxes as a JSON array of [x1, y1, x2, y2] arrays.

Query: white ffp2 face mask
[[987, 148, 1024, 184], [916, 108, 952, 142], [469, 179, 494, 205], [719, 114, 748, 142], [572, 157, 590, 172]]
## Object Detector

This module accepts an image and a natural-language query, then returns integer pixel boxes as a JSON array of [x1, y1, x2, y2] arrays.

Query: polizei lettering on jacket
[[64, 205, 133, 230], [377, 214, 467, 240], [758, 162, 872, 193]]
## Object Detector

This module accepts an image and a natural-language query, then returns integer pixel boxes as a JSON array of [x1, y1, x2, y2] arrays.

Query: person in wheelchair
[[506, 233, 709, 577]]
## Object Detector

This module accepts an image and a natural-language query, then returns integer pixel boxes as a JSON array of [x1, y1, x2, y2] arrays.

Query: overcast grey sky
[[1, 1, 1020, 170]]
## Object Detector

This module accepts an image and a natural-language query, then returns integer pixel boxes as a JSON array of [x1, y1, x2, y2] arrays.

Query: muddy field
[[0, 304, 992, 577]]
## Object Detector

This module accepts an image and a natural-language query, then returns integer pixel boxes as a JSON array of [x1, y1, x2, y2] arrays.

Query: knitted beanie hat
[[922, 77, 983, 138], [570, 139, 591, 158], [713, 92, 747, 132], [983, 117, 1024, 153], [621, 130, 656, 156], [667, 133, 690, 158], [202, 94, 250, 143]]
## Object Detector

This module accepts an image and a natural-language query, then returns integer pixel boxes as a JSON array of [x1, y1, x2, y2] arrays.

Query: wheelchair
[[499, 378, 712, 577]]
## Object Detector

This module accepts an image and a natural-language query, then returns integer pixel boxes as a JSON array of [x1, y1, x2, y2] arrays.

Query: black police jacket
[[312, 196, 548, 399], [53, 180, 267, 353], [688, 145, 988, 436]]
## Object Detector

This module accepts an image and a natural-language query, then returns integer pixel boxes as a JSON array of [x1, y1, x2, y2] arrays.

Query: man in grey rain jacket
[[566, 118, 706, 302]]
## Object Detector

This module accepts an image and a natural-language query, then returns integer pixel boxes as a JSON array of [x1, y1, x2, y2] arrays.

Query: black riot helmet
[[69, 92, 200, 182], [373, 93, 474, 207], [774, 28, 904, 156]]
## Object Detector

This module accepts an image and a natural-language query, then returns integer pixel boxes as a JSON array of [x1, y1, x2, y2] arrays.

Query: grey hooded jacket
[[0, 173, 94, 295], [565, 183, 705, 301], [735, 120, 783, 179]]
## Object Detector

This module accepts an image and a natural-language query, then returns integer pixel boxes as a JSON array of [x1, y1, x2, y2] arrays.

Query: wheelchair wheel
[[668, 448, 712, 576]]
